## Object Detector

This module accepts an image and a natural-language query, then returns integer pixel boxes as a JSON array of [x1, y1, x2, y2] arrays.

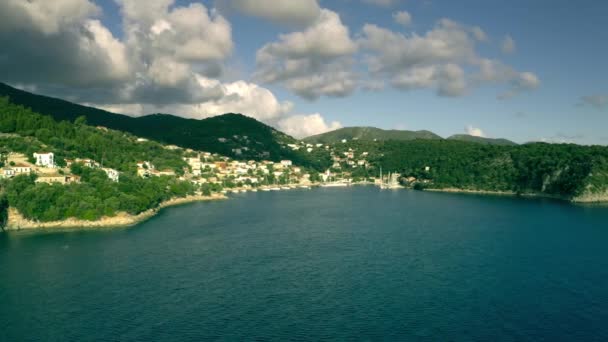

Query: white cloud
[[579, 94, 608, 109], [216, 0, 321, 26], [255, 9, 358, 100], [393, 11, 412, 26], [276, 114, 342, 138], [187, 78, 294, 120], [359, 20, 539, 98], [471, 26, 487, 42], [465, 125, 485, 137], [0, 0, 100, 35], [0, 0, 129, 87], [501, 35, 515, 54]]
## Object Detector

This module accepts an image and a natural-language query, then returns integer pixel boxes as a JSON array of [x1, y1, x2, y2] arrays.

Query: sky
[[0, 0, 607, 144]]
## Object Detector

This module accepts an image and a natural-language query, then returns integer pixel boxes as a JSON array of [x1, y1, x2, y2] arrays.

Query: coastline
[[4, 184, 608, 232], [4, 193, 227, 231], [424, 187, 608, 203]]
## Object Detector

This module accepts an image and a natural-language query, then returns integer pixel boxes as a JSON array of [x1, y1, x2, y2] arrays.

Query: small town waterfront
[[2, 187, 608, 341]]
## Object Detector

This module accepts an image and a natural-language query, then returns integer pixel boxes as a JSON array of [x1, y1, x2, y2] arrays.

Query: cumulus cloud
[[579, 94, 608, 109], [276, 114, 342, 138], [216, 0, 321, 26], [0, 0, 129, 87], [475, 59, 540, 99], [393, 11, 412, 26], [501, 35, 515, 54], [359, 19, 539, 98], [465, 125, 485, 137], [255, 9, 358, 100]]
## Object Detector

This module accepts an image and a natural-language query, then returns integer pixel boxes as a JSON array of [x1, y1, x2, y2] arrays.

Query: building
[[33, 152, 55, 168], [13, 163, 32, 175], [1, 168, 15, 178], [280, 160, 293, 167], [137, 161, 154, 170], [102, 168, 120, 182], [35, 174, 80, 185]]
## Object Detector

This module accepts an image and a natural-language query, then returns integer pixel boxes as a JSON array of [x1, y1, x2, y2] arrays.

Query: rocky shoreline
[[425, 187, 608, 203], [4, 193, 227, 231]]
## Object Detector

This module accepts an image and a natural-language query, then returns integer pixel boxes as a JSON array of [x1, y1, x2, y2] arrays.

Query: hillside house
[[137, 161, 155, 170], [280, 160, 293, 167], [102, 168, 120, 182], [13, 163, 32, 175], [35, 174, 80, 185], [33, 152, 55, 168], [1, 168, 15, 178]]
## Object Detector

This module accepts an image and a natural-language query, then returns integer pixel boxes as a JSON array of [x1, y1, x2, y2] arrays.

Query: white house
[[33, 152, 55, 168], [12, 164, 32, 175], [1, 168, 15, 178], [102, 168, 120, 182], [280, 160, 293, 167]]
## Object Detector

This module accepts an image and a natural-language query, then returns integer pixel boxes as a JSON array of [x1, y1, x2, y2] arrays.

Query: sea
[[2, 186, 608, 341]]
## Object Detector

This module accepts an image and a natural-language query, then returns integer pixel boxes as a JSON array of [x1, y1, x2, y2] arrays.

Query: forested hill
[[0, 82, 298, 162], [303, 126, 442, 143], [447, 134, 517, 146]]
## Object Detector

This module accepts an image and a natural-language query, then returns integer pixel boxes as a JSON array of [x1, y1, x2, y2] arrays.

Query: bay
[[1, 187, 608, 341]]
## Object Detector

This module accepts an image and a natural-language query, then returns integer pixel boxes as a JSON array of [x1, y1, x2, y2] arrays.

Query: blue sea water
[[1, 187, 608, 341]]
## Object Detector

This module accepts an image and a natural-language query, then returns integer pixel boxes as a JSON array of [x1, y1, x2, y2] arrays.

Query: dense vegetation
[[4, 170, 197, 222], [0, 97, 187, 172], [0, 97, 207, 222], [304, 126, 442, 143], [331, 139, 608, 198]]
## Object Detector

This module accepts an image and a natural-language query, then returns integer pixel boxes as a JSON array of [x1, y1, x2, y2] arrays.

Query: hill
[[0, 82, 297, 162], [303, 127, 442, 143], [447, 134, 517, 146]]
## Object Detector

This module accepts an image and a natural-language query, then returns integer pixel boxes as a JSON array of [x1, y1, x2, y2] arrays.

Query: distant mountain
[[0, 82, 298, 161], [447, 134, 517, 146], [304, 127, 442, 143]]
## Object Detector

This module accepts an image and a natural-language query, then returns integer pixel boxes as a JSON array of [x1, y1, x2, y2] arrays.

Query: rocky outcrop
[[5, 194, 226, 230], [572, 190, 608, 203]]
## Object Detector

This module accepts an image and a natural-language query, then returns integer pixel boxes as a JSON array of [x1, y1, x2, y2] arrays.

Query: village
[[0, 137, 432, 193]]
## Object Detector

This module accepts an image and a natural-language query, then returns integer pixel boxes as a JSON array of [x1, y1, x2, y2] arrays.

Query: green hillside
[[0, 82, 297, 162], [303, 127, 442, 143], [447, 134, 517, 146]]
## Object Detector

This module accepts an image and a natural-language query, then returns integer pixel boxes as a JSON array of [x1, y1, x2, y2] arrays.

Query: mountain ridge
[[303, 126, 443, 143], [447, 134, 517, 146], [304, 126, 517, 145]]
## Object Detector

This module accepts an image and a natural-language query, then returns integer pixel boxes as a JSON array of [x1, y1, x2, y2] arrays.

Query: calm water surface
[[1, 187, 608, 341]]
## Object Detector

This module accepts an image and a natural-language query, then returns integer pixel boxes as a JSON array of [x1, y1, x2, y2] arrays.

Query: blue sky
[[1, 0, 607, 143]]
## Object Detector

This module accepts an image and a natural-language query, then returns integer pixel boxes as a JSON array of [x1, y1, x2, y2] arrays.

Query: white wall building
[[102, 168, 120, 182], [33, 152, 55, 168]]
